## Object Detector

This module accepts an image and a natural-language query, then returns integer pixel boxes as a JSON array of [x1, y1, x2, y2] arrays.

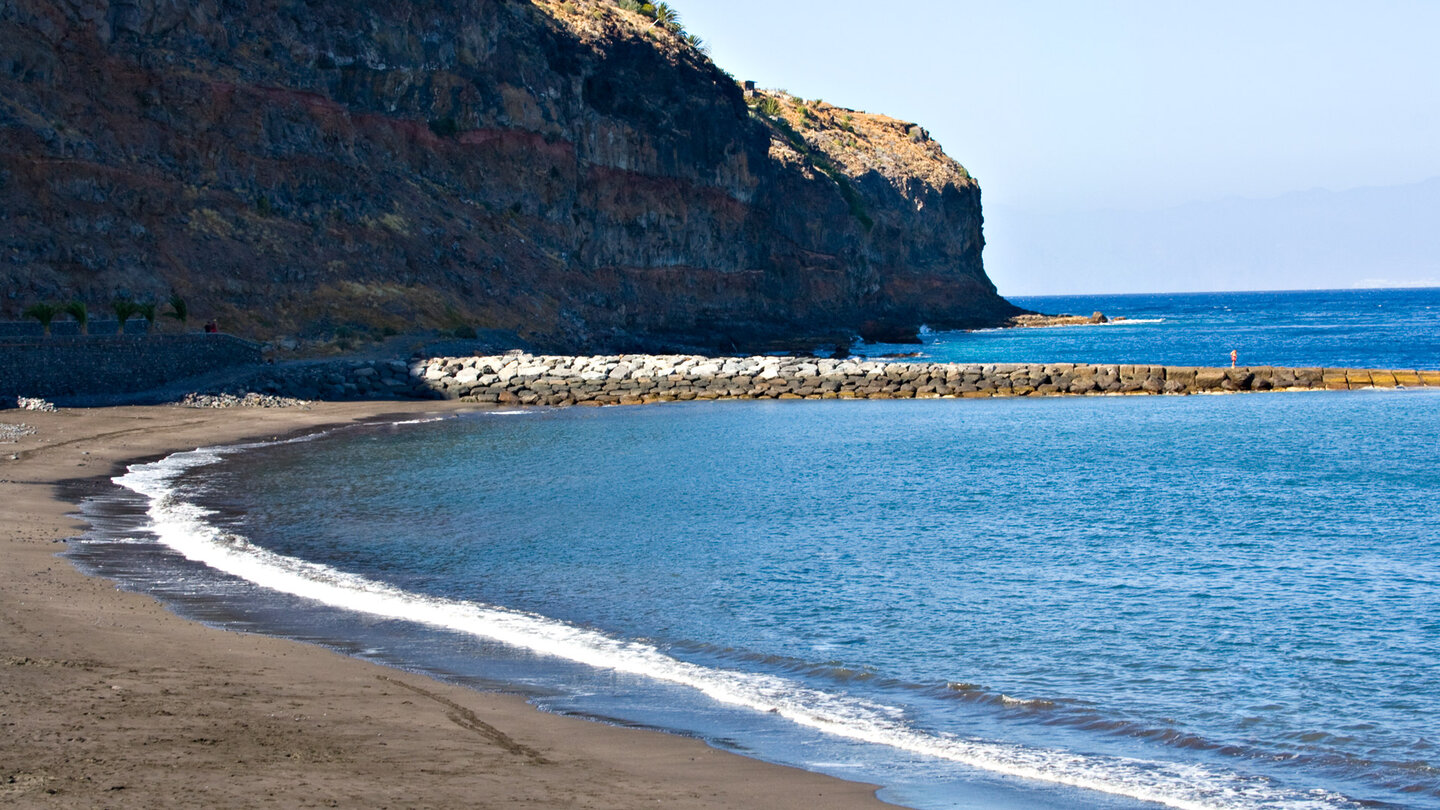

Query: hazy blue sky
[[676, 0, 1440, 293]]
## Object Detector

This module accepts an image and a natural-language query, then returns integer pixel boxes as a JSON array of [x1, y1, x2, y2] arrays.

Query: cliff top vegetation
[[743, 89, 975, 200], [533, 0, 976, 202]]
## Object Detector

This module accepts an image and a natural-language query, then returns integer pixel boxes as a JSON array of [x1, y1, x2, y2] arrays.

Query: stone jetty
[[324, 354, 1438, 406]]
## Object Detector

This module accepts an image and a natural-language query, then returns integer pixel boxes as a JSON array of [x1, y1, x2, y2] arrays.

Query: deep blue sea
[[860, 288, 1440, 369], [71, 289, 1440, 810]]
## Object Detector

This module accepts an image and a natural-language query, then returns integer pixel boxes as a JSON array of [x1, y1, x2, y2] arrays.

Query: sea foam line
[[112, 436, 1356, 810]]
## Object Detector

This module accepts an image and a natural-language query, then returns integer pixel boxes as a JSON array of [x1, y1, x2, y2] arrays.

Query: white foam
[[112, 441, 1358, 810]]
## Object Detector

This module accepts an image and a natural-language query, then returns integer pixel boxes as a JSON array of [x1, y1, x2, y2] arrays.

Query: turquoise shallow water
[[70, 289, 1440, 810]]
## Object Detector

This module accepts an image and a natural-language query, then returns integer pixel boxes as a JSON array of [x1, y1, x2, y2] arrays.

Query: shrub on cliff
[[428, 117, 459, 138], [62, 300, 89, 335], [752, 96, 782, 118], [22, 302, 59, 336]]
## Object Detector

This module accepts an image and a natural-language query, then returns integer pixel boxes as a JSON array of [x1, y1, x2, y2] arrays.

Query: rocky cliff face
[[0, 0, 1020, 352]]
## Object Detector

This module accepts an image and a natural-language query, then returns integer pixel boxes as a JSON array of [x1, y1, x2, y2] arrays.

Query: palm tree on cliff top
[[647, 2, 680, 31]]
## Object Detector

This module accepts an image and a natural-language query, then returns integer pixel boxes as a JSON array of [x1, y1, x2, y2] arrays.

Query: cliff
[[0, 0, 1021, 353]]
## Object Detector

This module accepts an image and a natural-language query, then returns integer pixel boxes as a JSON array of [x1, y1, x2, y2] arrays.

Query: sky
[[674, 0, 1440, 294]]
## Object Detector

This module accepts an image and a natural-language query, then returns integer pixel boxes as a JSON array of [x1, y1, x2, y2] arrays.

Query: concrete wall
[[0, 334, 263, 398]]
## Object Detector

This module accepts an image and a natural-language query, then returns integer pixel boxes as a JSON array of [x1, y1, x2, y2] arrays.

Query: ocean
[[71, 288, 1440, 810], [861, 288, 1440, 370]]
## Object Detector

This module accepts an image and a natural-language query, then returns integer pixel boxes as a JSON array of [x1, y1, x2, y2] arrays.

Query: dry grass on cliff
[[530, 0, 708, 62], [749, 90, 976, 199], [527, 0, 979, 199]]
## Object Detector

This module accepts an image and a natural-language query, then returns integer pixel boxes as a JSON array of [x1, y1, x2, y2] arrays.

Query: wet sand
[[0, 402, 887, 808]]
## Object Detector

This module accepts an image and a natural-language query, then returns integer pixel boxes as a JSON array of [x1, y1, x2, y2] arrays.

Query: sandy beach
[[0, 401, 887, 809]]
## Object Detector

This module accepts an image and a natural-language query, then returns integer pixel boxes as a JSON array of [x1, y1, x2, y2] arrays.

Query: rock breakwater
[[192, 353, 1440, 405], [409, 355, 1440, 406]]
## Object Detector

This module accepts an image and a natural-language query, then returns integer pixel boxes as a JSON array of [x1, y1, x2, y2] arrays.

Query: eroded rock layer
[[0, 0, 1019, 352]]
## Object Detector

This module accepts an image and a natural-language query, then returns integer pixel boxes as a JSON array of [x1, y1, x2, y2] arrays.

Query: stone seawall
[[0, 334, 263, 399], [241, 359, 429, 401], [391, 354, 1439, 405]]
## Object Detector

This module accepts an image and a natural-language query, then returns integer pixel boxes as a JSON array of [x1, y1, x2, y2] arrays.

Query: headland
[[0, 0, 1018, 353]]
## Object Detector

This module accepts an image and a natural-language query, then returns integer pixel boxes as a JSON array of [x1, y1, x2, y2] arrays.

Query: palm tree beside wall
[[137, 301, 157, 333], [22, 302, 59, 336], [164, 294, 188, 330], [112, 299, 141, 334], [63, 300, 89, 335]]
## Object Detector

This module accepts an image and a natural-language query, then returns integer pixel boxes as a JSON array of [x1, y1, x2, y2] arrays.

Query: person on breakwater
[[1231, 349, 1238, 368]]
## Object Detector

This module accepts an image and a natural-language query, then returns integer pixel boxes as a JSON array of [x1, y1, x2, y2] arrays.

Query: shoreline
[[0, 401, 889, 809]]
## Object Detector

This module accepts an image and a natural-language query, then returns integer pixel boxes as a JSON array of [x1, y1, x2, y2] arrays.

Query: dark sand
[[0, 402, 888, 808]]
